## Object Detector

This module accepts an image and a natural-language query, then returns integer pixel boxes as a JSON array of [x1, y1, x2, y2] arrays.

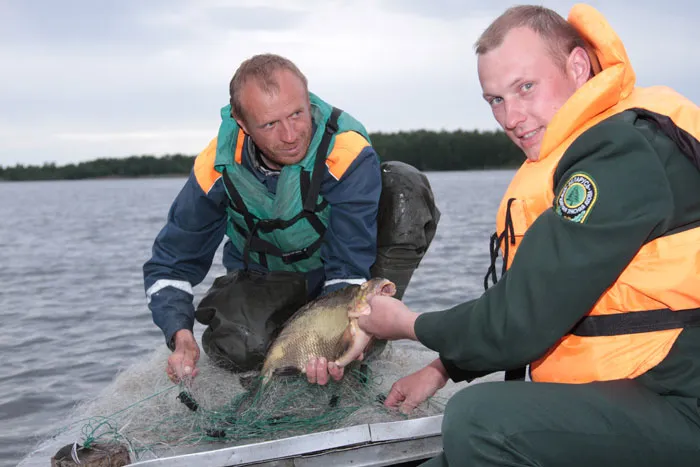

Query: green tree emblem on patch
[[564, 183, 586, 208], [556, 173, 597, 223]]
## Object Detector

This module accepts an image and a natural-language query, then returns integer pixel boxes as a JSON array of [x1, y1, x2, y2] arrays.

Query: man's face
[[478, 27, 580, 161], [236, 69, 313, 169]]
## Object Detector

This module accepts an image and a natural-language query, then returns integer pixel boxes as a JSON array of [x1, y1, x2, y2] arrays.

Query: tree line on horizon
[[0, 129, 523, 181]]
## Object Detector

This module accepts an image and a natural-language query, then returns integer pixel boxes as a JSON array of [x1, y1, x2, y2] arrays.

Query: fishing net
[[34, 341, 464, 464]]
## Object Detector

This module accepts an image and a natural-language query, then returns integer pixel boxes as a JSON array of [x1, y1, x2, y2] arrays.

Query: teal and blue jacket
[[143, 96, 381, 346]]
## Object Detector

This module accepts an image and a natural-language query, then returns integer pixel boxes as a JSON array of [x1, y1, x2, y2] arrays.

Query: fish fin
[[341, 323, 354, 346], [335, 321, 372, 367], [348, 305, 371, 319]]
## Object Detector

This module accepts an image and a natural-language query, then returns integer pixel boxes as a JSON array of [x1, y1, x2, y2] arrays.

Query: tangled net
[[43, 343, 451, 463]]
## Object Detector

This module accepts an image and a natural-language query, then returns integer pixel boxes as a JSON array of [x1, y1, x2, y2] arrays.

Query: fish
[[261, 277, 396, 383]]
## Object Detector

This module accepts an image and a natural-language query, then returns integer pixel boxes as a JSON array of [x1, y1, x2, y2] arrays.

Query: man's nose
[[503, 100, 526, 130], [279, 121, 296, 143]]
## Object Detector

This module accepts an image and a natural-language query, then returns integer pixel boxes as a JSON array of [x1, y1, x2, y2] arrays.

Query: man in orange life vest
[[352, 4, 700, 466]]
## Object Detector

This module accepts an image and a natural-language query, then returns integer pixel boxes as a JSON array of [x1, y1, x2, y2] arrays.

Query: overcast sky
[[1, 0, 698, 166]]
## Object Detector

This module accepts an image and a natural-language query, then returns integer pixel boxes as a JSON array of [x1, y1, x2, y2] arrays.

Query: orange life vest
[[493, 4, 700, 383]]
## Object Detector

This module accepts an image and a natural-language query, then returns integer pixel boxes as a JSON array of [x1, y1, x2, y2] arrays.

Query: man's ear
[[568, 46, 592, 88], [582, 40, 602, 76], [234, 115, 249, 134]]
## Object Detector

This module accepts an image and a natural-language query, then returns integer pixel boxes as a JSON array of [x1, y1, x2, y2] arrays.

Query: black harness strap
[[221, 169, 267, 269], [484, 198, 517, 290], [480, 198, 524, 381], [504, 367, 527, 381], [303, 107, 341, 213], [222, 168, 257, 232], [232, 221, 326, 265], [299, 170, 329, 235], [485, 231, 500, 290], [630, 108, 700, 171], [571, 307, 700, 337]]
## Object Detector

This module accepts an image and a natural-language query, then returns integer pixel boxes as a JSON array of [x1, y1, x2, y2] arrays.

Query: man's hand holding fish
[[353, 296, 418, 341], [354, 297, 448, 413], [305, 357, 344, 385]]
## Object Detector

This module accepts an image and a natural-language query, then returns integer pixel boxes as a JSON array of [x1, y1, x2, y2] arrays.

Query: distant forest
[[0, 129, 522, 181]]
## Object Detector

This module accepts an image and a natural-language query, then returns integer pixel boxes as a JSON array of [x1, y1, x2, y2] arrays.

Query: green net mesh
[[42, 342, 456, 464]]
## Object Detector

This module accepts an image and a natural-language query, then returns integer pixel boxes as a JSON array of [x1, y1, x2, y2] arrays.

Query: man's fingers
[[306, 357, 340, 385], [384, 387, 405, 408], [166, 365, 178, 383], [173, 362, 192, 381], [399, 399, 418, 415], [306, 358, 318, 384], [316, 357, 329, 386], [167, 351, 200, 385], [328, 362, 344, 381]]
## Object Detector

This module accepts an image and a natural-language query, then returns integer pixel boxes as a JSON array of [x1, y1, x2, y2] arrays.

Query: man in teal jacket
[[144, 54, 440, 386]]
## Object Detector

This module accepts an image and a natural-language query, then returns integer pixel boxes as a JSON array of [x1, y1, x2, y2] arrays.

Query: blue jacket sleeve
[[319, 146, 381, 295], [143, 171, 233, 347]]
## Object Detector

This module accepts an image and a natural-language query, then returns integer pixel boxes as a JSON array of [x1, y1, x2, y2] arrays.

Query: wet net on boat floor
[[28, 342, 470, 465]]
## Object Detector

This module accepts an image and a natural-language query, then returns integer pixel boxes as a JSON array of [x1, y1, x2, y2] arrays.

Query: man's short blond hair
[[474, 5, 589, 71], [229, 54, 309, 121]]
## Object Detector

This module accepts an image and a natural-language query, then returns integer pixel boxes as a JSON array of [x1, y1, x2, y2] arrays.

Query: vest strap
[[222, 167, 256, 231], [233, 221, 326, 265], [630, 108, 700, 171], [504, 367, 527, 381], [571, 307, 700, 337], [484, 198, 517, 290], [303, 106, 342, 212], [299, 170, 330, 235]]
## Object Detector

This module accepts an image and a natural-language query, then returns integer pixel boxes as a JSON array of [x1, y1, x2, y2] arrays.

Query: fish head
[[357, 278, 396, 304]]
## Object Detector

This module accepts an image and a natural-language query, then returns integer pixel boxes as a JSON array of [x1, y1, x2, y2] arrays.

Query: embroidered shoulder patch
[[555, 172, 597, 223]]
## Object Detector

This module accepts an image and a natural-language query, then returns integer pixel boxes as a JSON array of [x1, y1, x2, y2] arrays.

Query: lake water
[[0, 170, 514, 467]]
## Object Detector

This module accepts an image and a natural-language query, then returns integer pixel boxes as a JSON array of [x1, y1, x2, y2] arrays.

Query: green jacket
[[415, 113, 700, 398]]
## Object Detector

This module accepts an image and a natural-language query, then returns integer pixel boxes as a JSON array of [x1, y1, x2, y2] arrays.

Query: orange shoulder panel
[[234, 129, 245, 164], [325, 131, 370, 180], [194, 137, 221, 193]]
